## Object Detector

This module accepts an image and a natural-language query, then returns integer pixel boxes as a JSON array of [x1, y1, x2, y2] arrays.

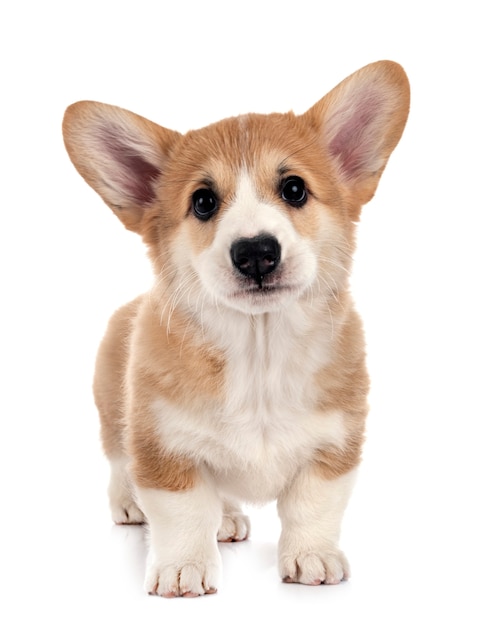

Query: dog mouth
[[234, 283, 288, 296], [238, 272, 288, 293], [231, 269, 289, 294], [225, 259, 308, 311], [228, 280, 301, 308]]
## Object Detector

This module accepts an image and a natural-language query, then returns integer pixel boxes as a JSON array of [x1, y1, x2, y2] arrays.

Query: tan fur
[[95, 295, 225, 488], [131, 440, 198, 491], [312, 305, 370, 479], [93, 297, 141, 459]]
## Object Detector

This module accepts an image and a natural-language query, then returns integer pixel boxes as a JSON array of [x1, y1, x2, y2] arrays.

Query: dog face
[[63, 61, 409, 319], [154, 113, 353, 316]]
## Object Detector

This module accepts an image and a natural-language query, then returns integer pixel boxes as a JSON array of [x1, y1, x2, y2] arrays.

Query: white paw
[[108, 457, 145, 524], [137, 481, 224, 598], [145, 554, 221, 598], [110, 498, 145, 525], [108, 481, 145, 524], [217, 510, 250, 542], [279, 546, 350, 585], [277, 467, 357, 586]]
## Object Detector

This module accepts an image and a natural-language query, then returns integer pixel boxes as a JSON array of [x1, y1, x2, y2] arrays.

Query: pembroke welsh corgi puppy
[[63, 60, 409, 598]]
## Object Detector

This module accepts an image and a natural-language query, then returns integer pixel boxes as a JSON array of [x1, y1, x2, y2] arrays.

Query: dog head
[[63, 61, 409, 316]]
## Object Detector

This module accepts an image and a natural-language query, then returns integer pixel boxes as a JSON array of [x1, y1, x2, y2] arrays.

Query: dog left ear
[[63, 101, 181, 234], [306, 60, 410, 208]]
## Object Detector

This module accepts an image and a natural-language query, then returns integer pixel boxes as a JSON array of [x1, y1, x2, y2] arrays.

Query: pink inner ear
[[100, 125, 161, 205], [328, 89, 385, 181]]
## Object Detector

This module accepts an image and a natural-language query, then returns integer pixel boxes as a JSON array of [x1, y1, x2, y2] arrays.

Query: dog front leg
[[277, 464, 358, 585], [136, 473, 223, 598], [107, 455, 145, 524]]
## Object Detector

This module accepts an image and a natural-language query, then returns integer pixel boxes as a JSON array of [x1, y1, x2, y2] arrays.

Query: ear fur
[[306, 60, 410, 207], [62, 101, 181, 233]]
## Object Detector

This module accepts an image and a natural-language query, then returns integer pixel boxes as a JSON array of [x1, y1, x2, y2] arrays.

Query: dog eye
[[280, 176, 307, 207], [192, 188, 218, 220]]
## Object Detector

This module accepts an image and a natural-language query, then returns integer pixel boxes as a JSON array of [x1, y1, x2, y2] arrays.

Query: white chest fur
[[153, 303, 347, 503]]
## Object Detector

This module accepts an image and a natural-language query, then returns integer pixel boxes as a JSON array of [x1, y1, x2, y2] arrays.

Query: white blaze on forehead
[[215, 169, 298, 256]]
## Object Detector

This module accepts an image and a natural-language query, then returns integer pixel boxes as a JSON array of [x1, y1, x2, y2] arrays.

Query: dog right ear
[[62, 101, 181, 234], [304, 60, 409, 213]]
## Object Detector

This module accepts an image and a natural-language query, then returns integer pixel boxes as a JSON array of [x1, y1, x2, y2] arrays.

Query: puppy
[[63, 60, 409, 598]]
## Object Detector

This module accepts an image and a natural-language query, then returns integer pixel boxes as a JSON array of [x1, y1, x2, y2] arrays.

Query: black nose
[[230, 235, 281, 288]]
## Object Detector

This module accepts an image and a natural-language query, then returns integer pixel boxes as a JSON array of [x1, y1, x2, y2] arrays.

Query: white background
[[1, 1, 495, 624]]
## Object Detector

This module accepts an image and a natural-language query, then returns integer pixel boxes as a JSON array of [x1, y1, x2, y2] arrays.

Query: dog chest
[[151, 392, 347, 502]]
